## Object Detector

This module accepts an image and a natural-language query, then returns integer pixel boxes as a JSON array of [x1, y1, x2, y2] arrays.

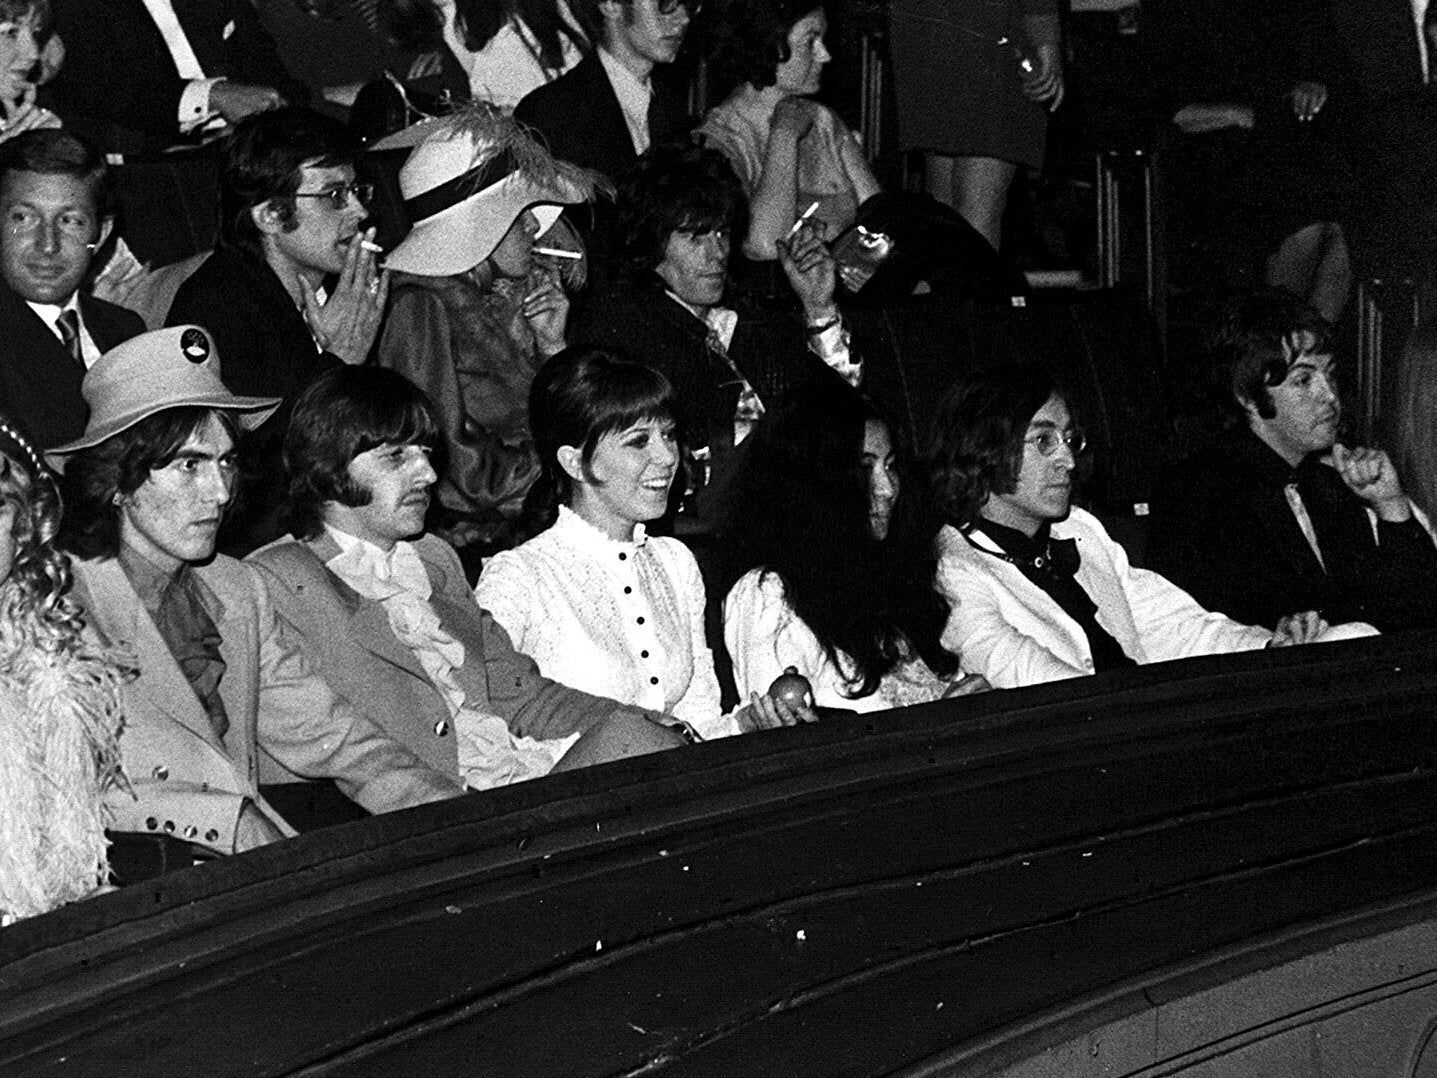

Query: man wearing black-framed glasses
[[515, 0, 696, 185], [168, 106, 390, 556]]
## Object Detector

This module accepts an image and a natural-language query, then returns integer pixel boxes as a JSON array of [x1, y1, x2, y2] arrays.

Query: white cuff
[[178, 77, 225, 134]]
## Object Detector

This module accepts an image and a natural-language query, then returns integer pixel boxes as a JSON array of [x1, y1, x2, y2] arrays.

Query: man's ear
[[555, 444, 585, 483], [250, 199, 287, 236], [94, 216, 114, 251]]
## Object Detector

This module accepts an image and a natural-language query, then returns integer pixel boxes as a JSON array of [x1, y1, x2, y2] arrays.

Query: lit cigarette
[[533, 246, 581, 260], [787, 201, 820, 238], [359, 239, 384, 253]]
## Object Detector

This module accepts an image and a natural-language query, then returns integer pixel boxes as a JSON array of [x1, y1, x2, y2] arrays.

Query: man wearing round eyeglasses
[[515, 0, 698, 185], [168, 106, 389, 555], [927, 365, 1348, 690], [0, 129, 145, 450]]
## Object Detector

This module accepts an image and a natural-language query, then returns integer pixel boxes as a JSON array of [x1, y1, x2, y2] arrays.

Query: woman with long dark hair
[[719, 379, 986, 710], [476, 346, 808, 740]]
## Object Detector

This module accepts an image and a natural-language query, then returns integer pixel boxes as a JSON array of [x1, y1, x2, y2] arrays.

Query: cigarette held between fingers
[[533, 246, 581, 260], [359, 239, 383, 253], [787, 201, 820, 239]]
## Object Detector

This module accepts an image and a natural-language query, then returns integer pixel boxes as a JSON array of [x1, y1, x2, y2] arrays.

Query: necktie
[[55, 309, 83, 366]]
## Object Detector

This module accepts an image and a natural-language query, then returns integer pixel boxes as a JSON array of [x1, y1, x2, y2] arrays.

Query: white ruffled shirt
[[476, 507, 741, 739], [324, 526, 561, 790]]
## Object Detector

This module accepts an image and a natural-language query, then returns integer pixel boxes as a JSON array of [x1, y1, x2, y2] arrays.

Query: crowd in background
[[2, 0, 1437, 924]]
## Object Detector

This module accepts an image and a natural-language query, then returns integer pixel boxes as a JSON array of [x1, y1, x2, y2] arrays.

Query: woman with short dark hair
[[477, 346, 808, 736]]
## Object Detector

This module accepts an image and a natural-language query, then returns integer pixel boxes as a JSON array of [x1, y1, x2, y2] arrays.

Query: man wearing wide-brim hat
[[374, 106, 598, 559], [53, 325, 461, 869]]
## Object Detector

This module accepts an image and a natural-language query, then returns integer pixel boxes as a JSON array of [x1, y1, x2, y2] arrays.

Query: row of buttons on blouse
[[618, 551, 661, 686]]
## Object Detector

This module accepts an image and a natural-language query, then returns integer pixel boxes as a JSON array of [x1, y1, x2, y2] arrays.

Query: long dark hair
[[453, 0, 590, 72], [717, 379, 959, 699]]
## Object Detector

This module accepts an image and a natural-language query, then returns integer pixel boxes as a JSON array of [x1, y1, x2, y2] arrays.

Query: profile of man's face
[[604, 0, 691, 68], [1245, 331, 1341, 467], [0, 168, 106, 305]]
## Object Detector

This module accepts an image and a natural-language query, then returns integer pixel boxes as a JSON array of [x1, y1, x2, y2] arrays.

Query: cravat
[[55, 309, 83, 366]]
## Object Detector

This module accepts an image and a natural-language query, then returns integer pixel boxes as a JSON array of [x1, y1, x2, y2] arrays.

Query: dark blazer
[[168, 244, 343, 555], [0, 283, 144, 449], [513, 51, 688, 181], [44, 0, 304, 155]]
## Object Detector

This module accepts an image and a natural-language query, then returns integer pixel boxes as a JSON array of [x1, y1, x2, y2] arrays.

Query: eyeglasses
[[657, 0, 702, 15], [293, 181, 373, 210], [1026, 428, 1087, 456]]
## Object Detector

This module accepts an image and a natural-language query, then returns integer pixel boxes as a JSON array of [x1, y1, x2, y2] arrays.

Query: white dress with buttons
[[476, 507, 741, 740]]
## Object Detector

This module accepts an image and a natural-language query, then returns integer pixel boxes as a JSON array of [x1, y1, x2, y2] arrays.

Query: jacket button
[[205, 829, 219, 843], [183, 825, 198, 839], [152, 765, 169, 781], [163, 820, 176, 833], [145, 817, 158, 831], [434, 719, 449, 737]]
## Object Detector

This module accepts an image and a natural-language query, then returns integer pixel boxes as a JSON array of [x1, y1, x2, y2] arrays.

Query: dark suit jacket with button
[[44, 0, 305, 155], [248, 531, 669, 785], [513, 51, 689, 181], [0, 282, 144, 449]]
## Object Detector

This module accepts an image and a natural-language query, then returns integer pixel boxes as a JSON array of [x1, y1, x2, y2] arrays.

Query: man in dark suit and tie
[[515, 0, 694, 180], [0, 129, 144, 449]]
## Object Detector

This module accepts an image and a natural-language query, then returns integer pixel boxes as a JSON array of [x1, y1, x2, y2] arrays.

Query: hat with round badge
[[372, 104, 599, 278], [47, 325, 282, 462]]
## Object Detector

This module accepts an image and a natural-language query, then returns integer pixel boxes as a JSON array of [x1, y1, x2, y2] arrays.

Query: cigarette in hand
[[533, 246, 581, 260], [787, 201, 820, 239], [358, 239, 383, 254]]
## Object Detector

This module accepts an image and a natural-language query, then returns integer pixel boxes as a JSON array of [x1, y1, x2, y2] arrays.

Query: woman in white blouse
[[476, 347, 808, 739], [720, 379, 988, 711]]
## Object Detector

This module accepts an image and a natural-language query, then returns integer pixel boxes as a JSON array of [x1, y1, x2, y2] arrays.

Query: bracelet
[[806, 315, 841, 336]]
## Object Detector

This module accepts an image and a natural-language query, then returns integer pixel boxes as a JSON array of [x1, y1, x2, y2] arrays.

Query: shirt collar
[[324, 524, 430, 597], [977, 518, 1053, 563], [554, 503, 648, 550], [24, 294, 79, 328]]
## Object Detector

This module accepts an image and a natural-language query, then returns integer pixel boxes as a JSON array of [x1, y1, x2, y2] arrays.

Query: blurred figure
[[0, 0, 61, 145], [699, 0, 878, 261], [0, 417, 122, 923], [375, 105, 593, 559], [719, 379, 983, 712], [1389, 322, 1437, 526], [477, 347, 808, 736], [888, 0, 1062, 252]]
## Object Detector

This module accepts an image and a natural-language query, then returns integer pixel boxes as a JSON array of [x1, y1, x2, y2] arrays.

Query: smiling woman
[[477, 347, 807, 740]]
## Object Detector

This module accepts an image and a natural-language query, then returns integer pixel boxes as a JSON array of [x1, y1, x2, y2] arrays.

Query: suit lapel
[[304, 534, 431, 683], [77, 557, 229, 753]]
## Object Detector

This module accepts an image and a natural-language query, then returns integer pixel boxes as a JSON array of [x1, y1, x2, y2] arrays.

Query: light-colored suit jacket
[[73, 555, 461, 855], [248, 532, 662, 783], [935, 507, 1274, 689]]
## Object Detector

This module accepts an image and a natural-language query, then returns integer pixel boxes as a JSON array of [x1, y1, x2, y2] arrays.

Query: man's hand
[[211, 81, 286, 124], [776, 220, 837, 319], [737, 690, 818, 732], [0, 84, 60, 141], [1269, 609, 1329, 647], [521, 263, 569, 357], [1331, 442, 1411, 521], [1021, 43, 1065, 111], [300, 227, 388, 365]]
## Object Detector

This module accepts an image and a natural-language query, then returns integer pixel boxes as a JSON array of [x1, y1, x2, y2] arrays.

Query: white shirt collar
[[598, 46, 652, 155], [554, 503, 648, 550]]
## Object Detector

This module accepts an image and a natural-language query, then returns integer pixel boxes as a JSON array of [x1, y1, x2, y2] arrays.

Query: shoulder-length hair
[[925, 364, 1057, 531], [718, 378, 959, 700], [520, 345, 678, 537], [284, 367, 441, 540], [1390, 321, 1437, 522], [0, 418, 81, 653], [617, 142, 746, 277], [705, 0, 821, 93], [58, 407, 239, 562]]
